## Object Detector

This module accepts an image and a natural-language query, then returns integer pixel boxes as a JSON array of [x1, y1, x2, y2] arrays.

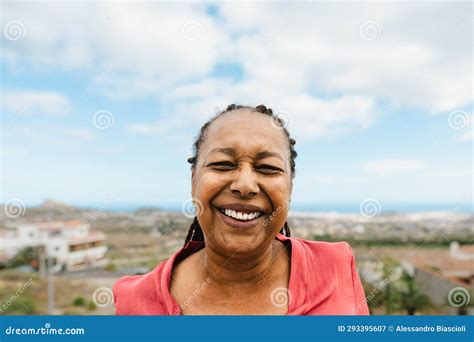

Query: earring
[[189, 217, 198, 241]]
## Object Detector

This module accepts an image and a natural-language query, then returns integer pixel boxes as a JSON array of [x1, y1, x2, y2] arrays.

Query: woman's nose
[[229, 165, 259, 198]]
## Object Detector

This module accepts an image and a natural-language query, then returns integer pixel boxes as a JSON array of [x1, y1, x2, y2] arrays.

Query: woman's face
[[191, 109, 293, 256]]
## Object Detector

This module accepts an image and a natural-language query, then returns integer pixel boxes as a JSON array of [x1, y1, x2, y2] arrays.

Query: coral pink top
[[113, 233, 370, 315]]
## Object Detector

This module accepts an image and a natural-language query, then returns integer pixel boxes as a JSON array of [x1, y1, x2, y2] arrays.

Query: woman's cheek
[[195, 172, 217, 196], [264, 176, 291, 205], [195, 172, 228, 211], [270, 207, 289, 233], [261, 179, 291, 232]]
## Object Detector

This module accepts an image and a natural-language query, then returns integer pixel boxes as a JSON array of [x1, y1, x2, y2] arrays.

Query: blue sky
[[1, 1, 472, 210]]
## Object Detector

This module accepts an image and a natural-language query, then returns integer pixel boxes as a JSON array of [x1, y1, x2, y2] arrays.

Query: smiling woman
[[113, 104, 370, 315]]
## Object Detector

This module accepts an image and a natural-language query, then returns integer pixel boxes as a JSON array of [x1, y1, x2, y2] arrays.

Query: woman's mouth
[[214, 206, 266, 229], [219, 208, 263, 221]]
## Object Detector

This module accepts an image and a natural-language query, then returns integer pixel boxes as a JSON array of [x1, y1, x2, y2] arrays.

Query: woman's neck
[[199, 240, 283, 290]]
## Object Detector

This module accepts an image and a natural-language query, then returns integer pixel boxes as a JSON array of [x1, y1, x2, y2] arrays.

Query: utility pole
[[38, 245, 46, 278], [46, 242, 55, 314]]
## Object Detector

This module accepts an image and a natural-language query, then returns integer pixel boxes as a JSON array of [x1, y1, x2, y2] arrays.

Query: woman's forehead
[[203, 110, 289, 155]]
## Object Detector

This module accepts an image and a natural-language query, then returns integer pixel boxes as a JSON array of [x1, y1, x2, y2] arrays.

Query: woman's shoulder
[[281, 235, 357, 283], [113, 240, 205, 315], [112, 260, 168, 315], [280, 234, 354, 266], [283, 235, 367, 314], [299, 237, 353, 260]]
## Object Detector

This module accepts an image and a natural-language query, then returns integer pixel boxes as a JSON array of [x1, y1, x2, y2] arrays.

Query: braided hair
[[184, 104, 297, 246]]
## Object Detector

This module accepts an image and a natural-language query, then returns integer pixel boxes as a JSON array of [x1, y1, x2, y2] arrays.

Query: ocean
[[85, 201, 474, 214]]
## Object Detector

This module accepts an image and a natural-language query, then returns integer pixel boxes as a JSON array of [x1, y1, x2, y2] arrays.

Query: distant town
[[0, 199, 472, 315]]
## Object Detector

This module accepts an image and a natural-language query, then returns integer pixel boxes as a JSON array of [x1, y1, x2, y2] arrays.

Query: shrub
[[73, 297, 85, 306]]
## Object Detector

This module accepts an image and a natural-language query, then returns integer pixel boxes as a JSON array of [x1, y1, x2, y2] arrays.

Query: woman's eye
[[257, 165, 282, 173], [209, 162, 235, 170]]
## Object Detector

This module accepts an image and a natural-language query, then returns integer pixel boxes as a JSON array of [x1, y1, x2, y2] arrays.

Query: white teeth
[[220, 208, 262, 221]]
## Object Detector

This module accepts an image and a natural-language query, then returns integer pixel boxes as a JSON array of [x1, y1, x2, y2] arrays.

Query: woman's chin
[[216, 232, 267, 255]]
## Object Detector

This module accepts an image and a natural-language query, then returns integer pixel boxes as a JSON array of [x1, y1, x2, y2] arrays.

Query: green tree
[[399, 270, 432, 315], [4, 247, 38, 269], [380, 258, 402, 314]]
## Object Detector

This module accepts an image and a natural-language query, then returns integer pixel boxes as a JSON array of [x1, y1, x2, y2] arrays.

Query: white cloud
[[65, 128, 94, 141], [2, 2, 227, 97], [453, 129, 474, 142], [1, 1, 472, 141], [218, 1, 470, 112], [127, 117, 187, 135], [364, 159, 426, 177], [312, 175, 372, 185], [452, 114, 473, 142], [164, 79, 380, 141], [2, 90, 71, 116], [430, 168, 473, 178]]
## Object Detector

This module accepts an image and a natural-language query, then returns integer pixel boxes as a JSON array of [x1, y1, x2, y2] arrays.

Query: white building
[[0, 221, 107, 272]]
